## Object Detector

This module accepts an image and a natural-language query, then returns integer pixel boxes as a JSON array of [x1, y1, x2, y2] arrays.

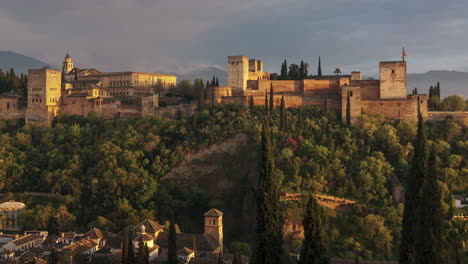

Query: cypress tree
[[250, 96, 255, 109], [346, 91, 351, 126], [212, 76, 216, 86], [137, 237, 148, 264], [400, 107, 428, 264], [192, 235, 197, 257], [269, 83, 274, 111], [216, 77, 219, 86], [122, 230, 129, 264], [415, 147, 443, 264], [254, 119, 286, 264], [299, 195, 329, 264], [436, 82, 440, 97], [168, 213, 178, 264], [318, 56, 322, 77], [281, 59, 288, 80], [128, 231, 136, 264], [233, 252, 242, 264], [264, 89, 268, 114], [280, 94, 286, 131], [300, 61, 305, 79]]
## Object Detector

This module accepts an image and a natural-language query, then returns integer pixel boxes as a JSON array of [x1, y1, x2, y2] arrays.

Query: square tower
[[204, 208, 223, 252], [228, 56, 249, 94], [379, 61, 407, 99], [26, 68, 62, 126]]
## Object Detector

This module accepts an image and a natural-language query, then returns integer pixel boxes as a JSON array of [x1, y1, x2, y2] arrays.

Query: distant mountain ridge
[[407, 70, 468, 98], [0, 51, 52, 74], [170, 65, 228, 86]]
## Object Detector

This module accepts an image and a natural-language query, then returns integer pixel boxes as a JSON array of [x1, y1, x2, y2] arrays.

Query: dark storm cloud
[[1, 0, 467, 75]]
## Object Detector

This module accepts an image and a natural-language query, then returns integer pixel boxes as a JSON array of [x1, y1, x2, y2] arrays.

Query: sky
[[1, 0, 468, 76]]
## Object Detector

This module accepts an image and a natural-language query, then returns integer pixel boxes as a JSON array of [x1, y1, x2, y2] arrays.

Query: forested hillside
[[0, 105, 466, 261]]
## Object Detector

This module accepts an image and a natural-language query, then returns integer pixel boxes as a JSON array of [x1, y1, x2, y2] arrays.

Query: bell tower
[[203, 208, 223, 252], [62, 53, 74, 75]]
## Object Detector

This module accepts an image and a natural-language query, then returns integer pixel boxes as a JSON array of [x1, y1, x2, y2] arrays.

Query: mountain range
[[1, 52, 466, 98], [0, 51, 52, 74]]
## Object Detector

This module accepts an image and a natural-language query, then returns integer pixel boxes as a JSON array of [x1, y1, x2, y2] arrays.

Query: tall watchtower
[[228, 56, 249, 94], [203, 208, 223, 252], [379, 60, 407, 99], [26, 68, 62, 126]]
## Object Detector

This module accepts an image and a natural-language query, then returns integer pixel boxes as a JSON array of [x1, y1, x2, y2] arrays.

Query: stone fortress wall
[[211, 52, 436, 124]]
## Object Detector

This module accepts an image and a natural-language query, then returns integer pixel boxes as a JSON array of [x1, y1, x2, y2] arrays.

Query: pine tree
[[400, 107, 428, 264], [269, 83, 274, 111], [415, 147, 443, 264], [254, 119, 286, 264], [280, 94, 286, 131], [299, 195, 329, 264], [168, 213, 178, 264], [122, 230, 129, 264], [346, 91, 351, 126], [318, 56, 322, 77]]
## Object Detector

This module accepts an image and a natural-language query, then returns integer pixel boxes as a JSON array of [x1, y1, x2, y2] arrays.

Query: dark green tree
[[264, 89, 268, 114], [400, 108, 428, 264], [269, 83, 274, 111], [168, 213, 178, 264], [137, 236, 149, 264], [300, 61, 305, 79], [415, 147, 443, 264], [318, 56, 322, 77], [215, 77, 219, 86], [254, 119, 286, 264], [299, 195, 330, 264]]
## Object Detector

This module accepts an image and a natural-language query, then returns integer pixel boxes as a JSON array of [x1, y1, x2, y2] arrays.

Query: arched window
[[6, 102, 10, 110]]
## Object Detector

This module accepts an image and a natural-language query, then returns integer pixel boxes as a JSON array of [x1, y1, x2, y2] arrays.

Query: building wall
[[379, 61, 407, 99], [362, 95, 427, 122], [350, 80, 380, 100], [0, 97, 26, 120]]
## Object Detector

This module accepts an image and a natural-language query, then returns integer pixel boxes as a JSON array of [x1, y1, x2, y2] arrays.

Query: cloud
[[1, 0, 468, 76]]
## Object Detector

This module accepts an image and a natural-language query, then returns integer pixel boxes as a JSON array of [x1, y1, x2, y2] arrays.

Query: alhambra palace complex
[[0, 50, 451, 126]]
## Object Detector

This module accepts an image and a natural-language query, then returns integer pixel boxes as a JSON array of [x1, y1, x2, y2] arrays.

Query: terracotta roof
[[12, 234, 43, 247], [204, 208, 223, 217], [177, 247, 194, 256], [63, 239, 98, 254], [135, 233, 154, 242], [135, 219, 164, 234], [155, 232, 219, 252], [83, 228, 103, 240], [60, 233, 76, 240]]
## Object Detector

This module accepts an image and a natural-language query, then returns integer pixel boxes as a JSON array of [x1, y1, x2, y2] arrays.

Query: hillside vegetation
[[0, 104, 466, 261]]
